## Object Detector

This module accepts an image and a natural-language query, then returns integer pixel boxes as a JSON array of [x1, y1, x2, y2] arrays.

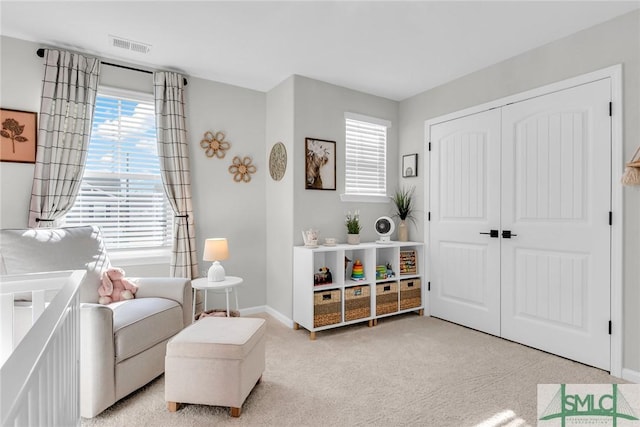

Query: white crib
[[0, 270, 84, 427]]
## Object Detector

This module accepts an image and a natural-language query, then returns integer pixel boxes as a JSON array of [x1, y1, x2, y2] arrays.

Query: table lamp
[[203, 238, 229, 282]]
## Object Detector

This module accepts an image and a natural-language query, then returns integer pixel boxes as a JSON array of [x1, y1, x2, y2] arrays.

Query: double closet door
[[429, 79, 611, 370]]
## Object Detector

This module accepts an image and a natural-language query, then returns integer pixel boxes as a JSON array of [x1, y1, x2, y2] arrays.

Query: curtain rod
[[36, 48, 188, 86]]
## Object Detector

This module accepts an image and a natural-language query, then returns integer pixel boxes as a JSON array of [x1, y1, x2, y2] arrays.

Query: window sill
[[108, 248, 172, 267], [340, 194, 390, 204]]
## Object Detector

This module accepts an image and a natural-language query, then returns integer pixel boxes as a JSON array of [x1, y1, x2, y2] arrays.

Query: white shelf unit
[[293, 241, 424, 339]]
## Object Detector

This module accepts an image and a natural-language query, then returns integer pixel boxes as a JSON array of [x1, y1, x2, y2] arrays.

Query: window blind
[[345, 116, 388, 196], [65, 90, 172, 249]]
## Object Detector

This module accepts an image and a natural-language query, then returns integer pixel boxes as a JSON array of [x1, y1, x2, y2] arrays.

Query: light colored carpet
[[82, 313, 623, 427]]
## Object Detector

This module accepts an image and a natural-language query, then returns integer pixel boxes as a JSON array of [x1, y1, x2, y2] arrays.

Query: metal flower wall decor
[[200, 131, 230, 158], [229, 156, 256, 183]]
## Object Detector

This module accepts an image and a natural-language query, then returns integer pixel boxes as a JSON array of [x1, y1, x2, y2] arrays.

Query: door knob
[[502, 230, 518, 239], [479, 230, 499, 238]]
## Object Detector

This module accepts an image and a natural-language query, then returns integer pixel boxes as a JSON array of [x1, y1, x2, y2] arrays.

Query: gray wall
[[293, 75, 400, 244], [0, 37, 42, 229], [264, 75, 400, 320], [265, 76, 295, 318], [398, 10, 640, 373], [186, 76, 267, 311]]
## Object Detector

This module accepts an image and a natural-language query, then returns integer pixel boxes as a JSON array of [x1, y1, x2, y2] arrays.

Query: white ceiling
[[1, 1, 639, 101]]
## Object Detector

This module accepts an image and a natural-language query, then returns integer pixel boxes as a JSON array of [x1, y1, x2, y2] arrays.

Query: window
[[343, 112, 391, 201], [65, 87, 172, 250]]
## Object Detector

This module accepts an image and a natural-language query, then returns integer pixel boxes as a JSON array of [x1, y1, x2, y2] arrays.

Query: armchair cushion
[[0, 226, 110, 303], [111, 298, 183, 363]]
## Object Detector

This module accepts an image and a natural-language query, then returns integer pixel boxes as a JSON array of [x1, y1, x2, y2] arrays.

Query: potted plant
[[391, 186, 416, 241], [345, 210, 362, 245]]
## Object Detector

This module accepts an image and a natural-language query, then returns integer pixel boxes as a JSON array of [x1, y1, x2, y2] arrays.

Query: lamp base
[[208, 261, 226, 282]]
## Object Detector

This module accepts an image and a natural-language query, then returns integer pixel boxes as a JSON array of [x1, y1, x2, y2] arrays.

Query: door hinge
[[428, 282, 431, 291], [428, 142, 432, 152], [609, 102, 612, 117], [609, 320, 612, 335], [609, 211, 612, 226], [428, 212, 431, 221]]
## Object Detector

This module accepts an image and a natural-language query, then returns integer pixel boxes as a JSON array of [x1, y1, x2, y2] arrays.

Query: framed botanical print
[[0, 109, 37, 163]]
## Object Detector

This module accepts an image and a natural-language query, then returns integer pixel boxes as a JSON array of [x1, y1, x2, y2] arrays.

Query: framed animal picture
[[305, 137, 336, 190], [0, 109, 37, 163]]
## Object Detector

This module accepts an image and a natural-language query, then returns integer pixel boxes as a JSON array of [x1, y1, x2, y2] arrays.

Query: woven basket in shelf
[[345, 286, 371, 321], [400, 278, 421, 310], [314, 289, 341, 327], [376, 282, 398, 315]]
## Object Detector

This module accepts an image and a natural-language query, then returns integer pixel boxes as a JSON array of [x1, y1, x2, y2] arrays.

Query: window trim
[[341, 112, 392, 203]]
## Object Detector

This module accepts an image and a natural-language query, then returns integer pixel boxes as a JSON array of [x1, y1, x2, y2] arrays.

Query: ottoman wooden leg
[[167, 401, 180, 412], [231, 407, 242, 417]]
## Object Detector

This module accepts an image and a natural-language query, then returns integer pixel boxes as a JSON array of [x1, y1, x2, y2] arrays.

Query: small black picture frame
[[402, 153, 418, 178]]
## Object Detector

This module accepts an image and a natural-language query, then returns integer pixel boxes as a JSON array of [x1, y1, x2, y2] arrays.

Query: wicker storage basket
[[399, 278, 421, 310], [345, 285, 371, 321], [376, 282, 398, 315], [314, 289, 341, 327]]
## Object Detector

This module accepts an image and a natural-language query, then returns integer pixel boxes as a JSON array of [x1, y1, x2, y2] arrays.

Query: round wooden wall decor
[[269, 142, 287, 181]]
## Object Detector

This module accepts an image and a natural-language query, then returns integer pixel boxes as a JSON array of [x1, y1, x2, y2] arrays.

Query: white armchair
[[0, 226, 192, 418]]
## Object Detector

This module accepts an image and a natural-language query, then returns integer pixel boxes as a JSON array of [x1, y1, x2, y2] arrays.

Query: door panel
[[429, 109, 501, 336], [428, 79, 611, 370], [501, 79, 611, 370]]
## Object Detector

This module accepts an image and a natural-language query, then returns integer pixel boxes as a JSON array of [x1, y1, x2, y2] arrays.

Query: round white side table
[[191, 276, 243, 321]]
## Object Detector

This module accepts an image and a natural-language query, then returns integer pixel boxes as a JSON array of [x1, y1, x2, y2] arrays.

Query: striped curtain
[[28, 49, 100, 228], [153, 71, 198, 279]]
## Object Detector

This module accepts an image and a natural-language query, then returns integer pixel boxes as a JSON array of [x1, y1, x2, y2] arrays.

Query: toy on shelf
[[351, 259, 365, 281], [399, 250, 417, 275], [386, 262, 395, 278], [376, 263, 396, 280], [314, 267, 333, 286]]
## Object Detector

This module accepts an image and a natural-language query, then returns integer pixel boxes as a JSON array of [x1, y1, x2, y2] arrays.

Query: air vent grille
[[109, 35, 151, 54]]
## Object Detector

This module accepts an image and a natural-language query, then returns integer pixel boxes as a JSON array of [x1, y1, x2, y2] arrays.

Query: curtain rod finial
[[36, 48, 45, 58]]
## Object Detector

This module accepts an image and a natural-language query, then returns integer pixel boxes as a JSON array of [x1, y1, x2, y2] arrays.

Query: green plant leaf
[[391, 186, 416, 225]]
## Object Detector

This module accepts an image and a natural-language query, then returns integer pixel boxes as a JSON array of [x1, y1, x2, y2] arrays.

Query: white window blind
[[344, 113, 390, 197], [65, 88, 172, 250]]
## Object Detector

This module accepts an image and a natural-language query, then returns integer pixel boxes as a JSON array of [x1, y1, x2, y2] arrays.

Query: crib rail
[[0, 270, 84, 427]]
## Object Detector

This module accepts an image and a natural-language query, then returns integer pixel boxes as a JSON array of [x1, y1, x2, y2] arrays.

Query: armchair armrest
[[134, 277, 192, 327], [80, 303, 116, 418]]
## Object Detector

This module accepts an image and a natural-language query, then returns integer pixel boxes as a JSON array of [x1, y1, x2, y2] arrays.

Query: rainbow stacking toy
[[351, 259, 365, 280]]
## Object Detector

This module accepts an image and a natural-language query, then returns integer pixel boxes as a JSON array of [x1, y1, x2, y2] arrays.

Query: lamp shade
[[203, 238, 229, 261]]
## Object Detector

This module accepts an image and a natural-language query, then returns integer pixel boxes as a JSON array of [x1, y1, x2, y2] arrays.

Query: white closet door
[[429, 109, 501, 336], [500, 79, 611, 370]]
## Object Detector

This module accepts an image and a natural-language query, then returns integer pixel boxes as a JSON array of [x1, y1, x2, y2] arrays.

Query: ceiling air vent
[[109, 35, 151, 54]]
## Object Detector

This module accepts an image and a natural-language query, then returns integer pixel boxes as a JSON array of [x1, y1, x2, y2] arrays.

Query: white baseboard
[[239, 305, 267, 316], [622, 368, 640, 384], [264, 306, 294, 328], [239, 305, 294, 328]]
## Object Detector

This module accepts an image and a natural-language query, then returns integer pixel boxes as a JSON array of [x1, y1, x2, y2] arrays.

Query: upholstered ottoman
[[165, 317, 266, 417]]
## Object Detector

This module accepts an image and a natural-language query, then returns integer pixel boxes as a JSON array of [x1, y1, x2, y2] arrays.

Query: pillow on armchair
[[0, 225, 111, 303]]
